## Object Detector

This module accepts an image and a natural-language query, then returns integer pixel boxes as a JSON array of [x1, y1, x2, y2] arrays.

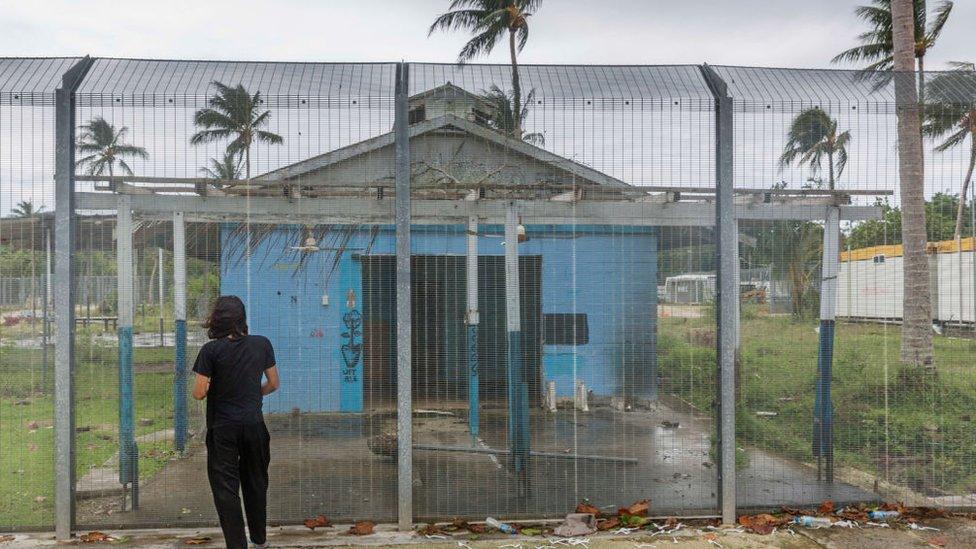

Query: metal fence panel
[[68, 59, 400, 529], [1, 56, 975, 535], [0, 56, 83, 531]]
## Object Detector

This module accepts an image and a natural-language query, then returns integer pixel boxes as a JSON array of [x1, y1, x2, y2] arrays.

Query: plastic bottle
[[792, 516, 834, 528], [485, 517, 517, 534], [868, 510, 900, 521]]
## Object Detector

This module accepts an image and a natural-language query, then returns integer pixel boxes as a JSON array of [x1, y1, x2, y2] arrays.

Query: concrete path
[[75, 403, 874, 529], [76, 429, 177, 500]]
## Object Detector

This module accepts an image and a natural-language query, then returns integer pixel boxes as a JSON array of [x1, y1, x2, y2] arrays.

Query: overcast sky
[[1, 0, 972, 69]]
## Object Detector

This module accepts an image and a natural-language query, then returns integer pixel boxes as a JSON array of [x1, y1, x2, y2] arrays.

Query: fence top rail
[[0, 57, 82, 94], [0, 57, 972, 105], [713, 64, 976, 105], [76, 58, 398, 98]]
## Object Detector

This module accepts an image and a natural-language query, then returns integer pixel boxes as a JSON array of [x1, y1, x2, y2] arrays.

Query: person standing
[[192, 295, 280, 549]]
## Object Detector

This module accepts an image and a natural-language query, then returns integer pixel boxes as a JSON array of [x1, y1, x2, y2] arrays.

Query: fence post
[[815, 206, 840, 482], [466, 216, 480, 443], [54, 56, 93, 540], [700, 64, 737, 525], [117, 194, 139, 510], [173, 212, 188, 453], [394, 62, 413, 531]]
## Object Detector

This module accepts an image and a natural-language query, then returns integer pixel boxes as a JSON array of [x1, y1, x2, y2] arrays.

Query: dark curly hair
[[204, 295, 249, 339]]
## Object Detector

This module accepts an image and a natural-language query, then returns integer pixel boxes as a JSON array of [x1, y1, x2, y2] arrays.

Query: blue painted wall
[[221, 224, 657, 413]]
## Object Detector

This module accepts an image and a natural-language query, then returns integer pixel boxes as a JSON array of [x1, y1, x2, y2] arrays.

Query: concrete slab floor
[[76, 402, 874, 529]]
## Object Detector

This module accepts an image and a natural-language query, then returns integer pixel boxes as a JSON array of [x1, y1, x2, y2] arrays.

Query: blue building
[[221, 84, 659, 414]]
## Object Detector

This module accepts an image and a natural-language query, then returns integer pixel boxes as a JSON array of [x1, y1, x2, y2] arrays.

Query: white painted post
[[116, 195, 138, 509], [465, 216, 480, 442], [173, 212, 188, 453], [815, 206, 840, 482], [158, 247, 165, 346]]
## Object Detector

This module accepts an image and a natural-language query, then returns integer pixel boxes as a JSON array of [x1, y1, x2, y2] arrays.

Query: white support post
[[465, 216, 480, 442], [173, 212, 188, 453], [158, 247, 165, 347], [815, 206, 840, 482], [116, 195, 138, 509]]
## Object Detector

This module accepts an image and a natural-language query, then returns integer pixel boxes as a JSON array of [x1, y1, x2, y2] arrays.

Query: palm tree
[[923, 62, 976, 240], [892, 0, 933, 367], [832, 0, 953, 103], [429, 0, 541, 136], [75, 117, 149, 191], [483, 85, 544, 145], [200, 151, 242, 181], [190, 81, 283, 182], [11, 200, 43, 218], [779, 108, 852, 190]]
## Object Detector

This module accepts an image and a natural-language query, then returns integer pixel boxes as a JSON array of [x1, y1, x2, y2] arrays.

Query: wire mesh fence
[[0, 57, 974, 534]]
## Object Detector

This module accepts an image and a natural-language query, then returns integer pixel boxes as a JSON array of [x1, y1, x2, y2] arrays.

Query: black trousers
[[206, 422, 271, 549]]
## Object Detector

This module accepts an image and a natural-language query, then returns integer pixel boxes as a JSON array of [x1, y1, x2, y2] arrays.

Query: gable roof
[[407, 82, 496, 111], [256, 113, 631, 191]]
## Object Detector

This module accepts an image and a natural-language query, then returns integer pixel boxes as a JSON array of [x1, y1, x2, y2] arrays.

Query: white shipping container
[[837, 251, 975, 324]]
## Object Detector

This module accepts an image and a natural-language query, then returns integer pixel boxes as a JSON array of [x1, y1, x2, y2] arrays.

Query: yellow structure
[[841, 236, 976, 262]]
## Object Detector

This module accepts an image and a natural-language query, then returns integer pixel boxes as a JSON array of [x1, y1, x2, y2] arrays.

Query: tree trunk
[[953, 141, 976, 240], [245, 147, 251, 183], [509, 30, 522, 137], [892, 0, 934, 367], [828, 151, 835, 191]]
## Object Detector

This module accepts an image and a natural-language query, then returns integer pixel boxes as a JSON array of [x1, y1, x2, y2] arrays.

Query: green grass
[[658, 305, 976, 495], [0, 342, 199, 529]]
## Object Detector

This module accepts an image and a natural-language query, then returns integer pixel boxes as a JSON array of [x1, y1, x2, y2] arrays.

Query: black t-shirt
[[192, 335, 276, 428]]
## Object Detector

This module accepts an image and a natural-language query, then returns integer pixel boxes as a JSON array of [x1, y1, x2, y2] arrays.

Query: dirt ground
[[6, 516, 976, 548]]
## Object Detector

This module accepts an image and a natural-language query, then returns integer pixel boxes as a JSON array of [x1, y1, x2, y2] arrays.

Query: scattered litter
[[303, 514, 331, 530], [0, 536, 15, 544], [738, 513, 788, 535], [868, 510, 900, 521], [792, 516, 834, 528], [619, 499, 650, 517], [755, 411, 777, 417], [865, 521, 891, 528], [79, 531, 116, 543], [486, 516, 517, 535], [347, 521, 374, 535], [575, 502, 602, 517], [612, 527, 637, 535], [456, 542, 473, 549], [554, 512, 598, 537], [703, 532, 722, 548], [909, 523, 940, 532], [548, 537, 591, 547]]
